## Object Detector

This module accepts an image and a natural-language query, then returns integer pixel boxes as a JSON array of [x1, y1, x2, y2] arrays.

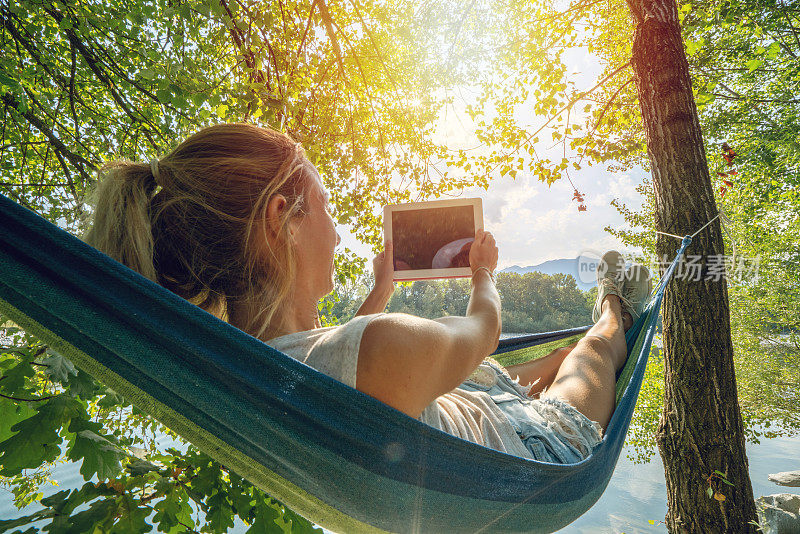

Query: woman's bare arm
[[355, 240, 395, 316], [355, 230, 500, 418]]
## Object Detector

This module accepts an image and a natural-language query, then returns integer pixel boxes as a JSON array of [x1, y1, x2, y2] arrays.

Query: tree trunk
[[626, 0, 758, 531]]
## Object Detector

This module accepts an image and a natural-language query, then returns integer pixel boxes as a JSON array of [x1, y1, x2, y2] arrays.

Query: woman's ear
[[265, 194, 287, 238], [265, 194, 299, 243]]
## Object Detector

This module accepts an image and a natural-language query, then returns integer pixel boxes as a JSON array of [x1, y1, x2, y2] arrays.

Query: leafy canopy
[[0, 0, 494, 530]]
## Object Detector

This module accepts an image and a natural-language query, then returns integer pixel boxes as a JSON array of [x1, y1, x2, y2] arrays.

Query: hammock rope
[[0, 193, 692, 533], [654, 205, 736, 267]]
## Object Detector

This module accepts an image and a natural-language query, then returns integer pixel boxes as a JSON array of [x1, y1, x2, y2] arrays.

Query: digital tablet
[[384, 198, 483, 281]]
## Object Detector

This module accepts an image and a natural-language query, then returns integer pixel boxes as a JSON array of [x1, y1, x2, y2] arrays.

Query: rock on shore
[[770, 471, 800, 487], [756, 494, 800, 534]]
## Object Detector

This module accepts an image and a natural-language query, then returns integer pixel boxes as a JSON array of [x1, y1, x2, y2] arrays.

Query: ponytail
[[83, 161, 159, 282]]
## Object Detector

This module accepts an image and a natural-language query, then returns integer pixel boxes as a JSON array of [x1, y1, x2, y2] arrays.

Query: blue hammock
[[0, 192, 690, 533]]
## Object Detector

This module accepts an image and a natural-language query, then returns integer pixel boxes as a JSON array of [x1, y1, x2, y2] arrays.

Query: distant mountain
[[501, 258, 599, 291]]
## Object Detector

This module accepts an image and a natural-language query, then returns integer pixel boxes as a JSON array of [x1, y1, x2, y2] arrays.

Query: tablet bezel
[[383, 198, 483, 281]]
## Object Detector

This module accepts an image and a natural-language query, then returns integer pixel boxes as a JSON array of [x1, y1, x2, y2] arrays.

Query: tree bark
[[626, 0, 759, 531]]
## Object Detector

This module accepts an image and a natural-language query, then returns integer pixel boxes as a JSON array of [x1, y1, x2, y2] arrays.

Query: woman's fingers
[[373, 239, 396, 291], [469, 229, 498, 272]]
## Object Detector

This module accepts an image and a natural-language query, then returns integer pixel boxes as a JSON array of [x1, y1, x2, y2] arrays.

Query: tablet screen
[[392, 205, 475, 271]]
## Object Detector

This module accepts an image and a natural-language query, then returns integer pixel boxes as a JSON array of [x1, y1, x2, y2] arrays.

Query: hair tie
[[149, 158, 161, 185]]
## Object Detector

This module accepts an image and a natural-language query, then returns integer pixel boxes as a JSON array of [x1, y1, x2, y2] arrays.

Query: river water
[[564, 430, 800, 533]]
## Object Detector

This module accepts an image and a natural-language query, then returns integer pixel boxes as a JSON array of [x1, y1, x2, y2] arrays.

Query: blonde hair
[[84, 124, 311, 340]]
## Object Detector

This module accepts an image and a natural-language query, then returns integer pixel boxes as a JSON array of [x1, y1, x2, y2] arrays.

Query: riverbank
[[564, 428, 800, 533]]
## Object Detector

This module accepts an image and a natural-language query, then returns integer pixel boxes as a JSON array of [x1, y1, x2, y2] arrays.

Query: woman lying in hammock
[[85, 123, 651, 464]]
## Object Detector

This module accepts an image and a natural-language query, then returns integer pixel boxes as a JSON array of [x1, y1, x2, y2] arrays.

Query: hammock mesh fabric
[[0, 193, 689, 533]]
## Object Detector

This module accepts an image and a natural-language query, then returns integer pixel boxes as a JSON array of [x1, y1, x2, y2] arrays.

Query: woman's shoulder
[[267, 313, 385, 388], [359, 312, 454, 351], [266, 324, 334, 347], [267, 313, 382, 346]]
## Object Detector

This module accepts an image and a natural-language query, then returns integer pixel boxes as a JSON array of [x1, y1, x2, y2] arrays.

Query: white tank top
[[266, 313, 533, 459]]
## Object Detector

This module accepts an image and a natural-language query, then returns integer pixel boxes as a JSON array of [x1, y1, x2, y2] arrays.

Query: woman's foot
[[592, 251, 625, 323], [622, 265, 653, 321], [592, 251, 636, 330]]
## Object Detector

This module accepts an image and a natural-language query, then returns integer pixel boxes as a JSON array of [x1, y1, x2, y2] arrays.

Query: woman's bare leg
[[539, 294, 631, 430], [506, 309, 633, 397], [505, 342, 578, 396]]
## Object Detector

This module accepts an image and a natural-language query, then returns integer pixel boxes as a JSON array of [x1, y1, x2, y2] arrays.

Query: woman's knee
[[576, 334, 615, 358], [561, 335, 626, 376]]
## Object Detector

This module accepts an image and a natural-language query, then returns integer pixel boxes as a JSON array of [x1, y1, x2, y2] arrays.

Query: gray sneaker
[[592, 250, 626, 323], [622, 264, 652, 321]]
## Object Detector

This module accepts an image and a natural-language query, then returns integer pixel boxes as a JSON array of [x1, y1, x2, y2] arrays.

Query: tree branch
[[1, 8, 70, 92], [779, 0, 800, 51], [42, 5, 158, 150], [588, 77, 635, 138], [85, 30, 193, 121], [0, 392, 58, 402], [296, 0, 318, 63], [496, 60, 632, 169], [1, 92, 96, 180], [316, 0, 346, 78]]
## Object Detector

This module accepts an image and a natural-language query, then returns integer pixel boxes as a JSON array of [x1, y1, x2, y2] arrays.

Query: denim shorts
[[458, 359, 603, 463]]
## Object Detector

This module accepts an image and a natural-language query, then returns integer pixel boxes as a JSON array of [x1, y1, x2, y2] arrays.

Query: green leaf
[[153, 487, 194, 533], [39, 483, 117, 533], [0, 510, 54, 532], [0, 359, 35, 396], [55, 498, 118, 534], [206, 491, 235, 532], [0, 395, 82, 475], [217, 103, 229, 118], [97, 388, 126, 408], [0, 72, 22, 92], [246, 500, 282, 534], [0, 396, 36, 442], [109, 493, 152, 534], [67, 418, 125, 481], [765, 42, 781, 60], [156, 88, 172, 102], [67, 369, 99, 399], [126, 458, 161, 477], [685, 39, 704, 56], [745, 59, 763, 73], [706, 486, 714, 498], [41, 350, 77, 384]]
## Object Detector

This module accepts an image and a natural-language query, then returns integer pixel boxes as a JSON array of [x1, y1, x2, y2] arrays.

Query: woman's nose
[[336, 232, 342, 246]]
